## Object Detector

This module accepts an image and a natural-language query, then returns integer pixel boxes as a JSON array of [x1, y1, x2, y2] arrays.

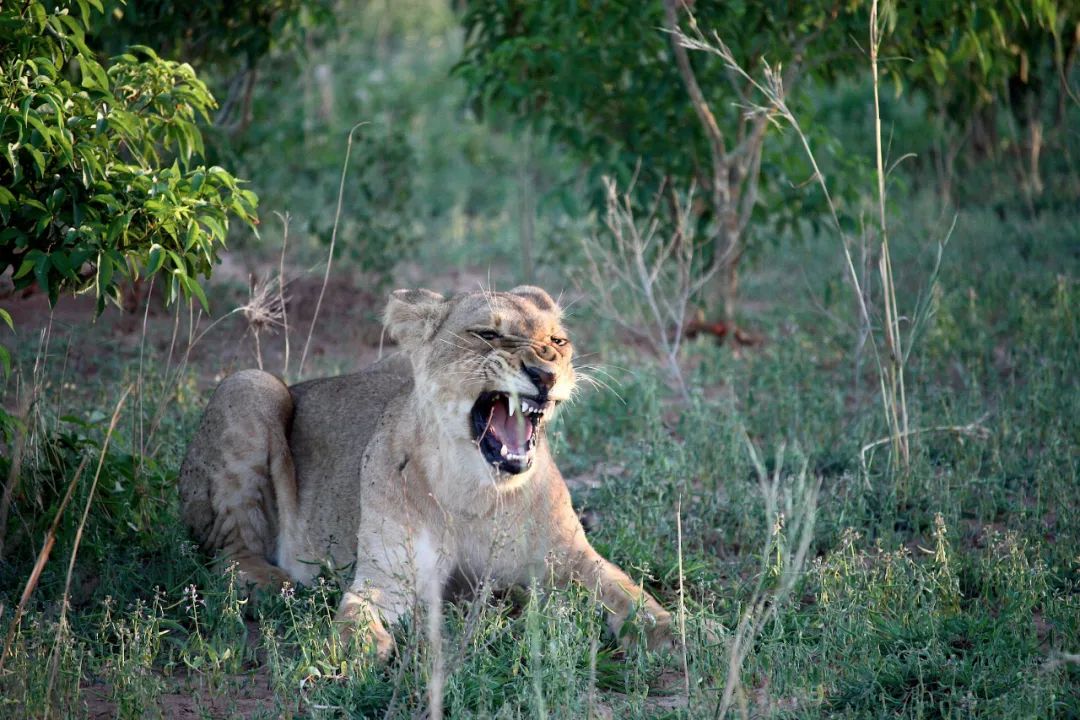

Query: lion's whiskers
[[572, 368, 626, 405], [437, 336, 477, 353], [447, 329, 501, 354]]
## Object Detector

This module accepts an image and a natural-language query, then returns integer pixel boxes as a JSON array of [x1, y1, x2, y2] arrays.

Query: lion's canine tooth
[[500, 444, 509, 458], [508, 400, 516, 417]]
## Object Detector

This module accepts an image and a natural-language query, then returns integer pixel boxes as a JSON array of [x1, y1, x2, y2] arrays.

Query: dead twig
[[0, 455, 90, 674], [859, 415, 991, 478], [676, 496, 691, 701], [713, 439, 820, 720], [243, 274, 287, 371], [299, 121, 368, 378], [0, 397, 30, 562], [275, 211, 293, 379], [579, 176, 715, 400], [46, 386, 132, 701], [0, 316, 54, 561]]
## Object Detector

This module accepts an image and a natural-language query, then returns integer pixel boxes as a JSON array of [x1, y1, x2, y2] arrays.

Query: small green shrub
[[0, 0, 257, 315]]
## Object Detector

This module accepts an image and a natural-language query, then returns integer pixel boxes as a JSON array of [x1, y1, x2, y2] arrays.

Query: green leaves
[[456, 1, 867, 245], [0, 0, 259, 321], [879, 0, 1074, 118], [89, 1, 334, 73]]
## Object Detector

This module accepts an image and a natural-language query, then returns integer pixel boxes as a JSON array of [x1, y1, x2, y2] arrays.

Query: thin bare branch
[[580, 177, 710, 400], [0, 455, 90, 674], [274, 211, 292, 379], [299, 121, 368, 378], [47, 386, 132, 703]]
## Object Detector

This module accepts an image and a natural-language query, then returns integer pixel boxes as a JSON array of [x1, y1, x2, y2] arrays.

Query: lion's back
[[288, 355, 414, 568]]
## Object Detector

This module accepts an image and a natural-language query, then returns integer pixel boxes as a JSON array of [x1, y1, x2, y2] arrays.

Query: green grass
[[2, 1, 1079, 715], [1, 182, 1076, 718]]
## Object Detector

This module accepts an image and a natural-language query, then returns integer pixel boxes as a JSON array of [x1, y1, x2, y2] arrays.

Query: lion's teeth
[[508, 400, 516, 417], [500, 444, 509, 458]]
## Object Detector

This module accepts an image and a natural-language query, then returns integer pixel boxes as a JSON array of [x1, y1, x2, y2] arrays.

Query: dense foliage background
[[1, 1, 1077, 717]]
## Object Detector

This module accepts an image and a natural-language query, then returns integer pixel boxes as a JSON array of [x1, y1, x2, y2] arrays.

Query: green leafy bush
[[878, 0, 1073, 126], [0, 0, 258, 316], [93, 0, 333, 69], [455, 1, 870, 319]]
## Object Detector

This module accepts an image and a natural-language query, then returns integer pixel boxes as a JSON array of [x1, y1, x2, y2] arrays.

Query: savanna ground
[[2, 3, 1079, 719]]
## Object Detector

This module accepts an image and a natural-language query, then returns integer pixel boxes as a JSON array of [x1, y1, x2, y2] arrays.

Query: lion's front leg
[[552, 532, 673, 651], [335, 524, 450, 662]]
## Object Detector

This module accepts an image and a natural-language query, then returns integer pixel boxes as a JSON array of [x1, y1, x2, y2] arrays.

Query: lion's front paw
[[644, 608, 675, 652], [615, 602, 676, 653], [371, 625, 396, 662], [335, 591, 397, 662], [337, 618, 396, 662]]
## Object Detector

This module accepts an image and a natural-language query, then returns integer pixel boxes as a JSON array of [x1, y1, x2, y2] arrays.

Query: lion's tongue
[[490, 398, 533, 454]]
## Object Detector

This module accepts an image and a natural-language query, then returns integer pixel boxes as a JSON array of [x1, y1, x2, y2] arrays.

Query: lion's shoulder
[[287, 355, 412, 472]]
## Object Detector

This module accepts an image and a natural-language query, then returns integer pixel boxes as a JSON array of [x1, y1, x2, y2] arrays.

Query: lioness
[[179, 285, 671, 658]]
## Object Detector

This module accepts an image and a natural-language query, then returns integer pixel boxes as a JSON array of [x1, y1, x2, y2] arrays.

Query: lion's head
[[384, 285, 575, 477]]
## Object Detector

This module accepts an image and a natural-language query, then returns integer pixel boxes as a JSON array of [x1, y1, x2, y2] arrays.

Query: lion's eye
[[550, 336, 568, 347], [474, 330, 501, 342]]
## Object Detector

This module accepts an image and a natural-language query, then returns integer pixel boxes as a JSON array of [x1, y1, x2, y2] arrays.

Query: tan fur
[[179, 285, 672, 658]]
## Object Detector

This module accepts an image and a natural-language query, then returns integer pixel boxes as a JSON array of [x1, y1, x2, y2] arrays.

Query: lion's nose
[[524, 365, 556, 395]]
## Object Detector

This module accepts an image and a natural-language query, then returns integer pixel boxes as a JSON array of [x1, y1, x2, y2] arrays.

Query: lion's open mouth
[[471, 392, 550, 474]]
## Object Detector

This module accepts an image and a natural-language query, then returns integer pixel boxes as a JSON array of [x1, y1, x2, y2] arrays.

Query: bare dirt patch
[[2, 256, 390, 398]]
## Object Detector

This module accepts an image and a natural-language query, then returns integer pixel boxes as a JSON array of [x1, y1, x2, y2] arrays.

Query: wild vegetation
[[1, 1, 1077, 718], [0, 1, 259, 323]]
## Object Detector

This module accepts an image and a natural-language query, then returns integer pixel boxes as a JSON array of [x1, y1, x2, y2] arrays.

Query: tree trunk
[[722, 256, 739, 327], [717, 210, 743, 326], [1028, 117, 1044, 197]]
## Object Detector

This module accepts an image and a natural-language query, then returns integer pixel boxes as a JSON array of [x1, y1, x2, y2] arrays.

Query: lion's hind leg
[[179, 369, 298, 591]]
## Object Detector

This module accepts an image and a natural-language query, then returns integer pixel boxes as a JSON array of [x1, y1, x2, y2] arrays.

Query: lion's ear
[[510, 285, 560, 316], [384, 288, 448, 349]]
